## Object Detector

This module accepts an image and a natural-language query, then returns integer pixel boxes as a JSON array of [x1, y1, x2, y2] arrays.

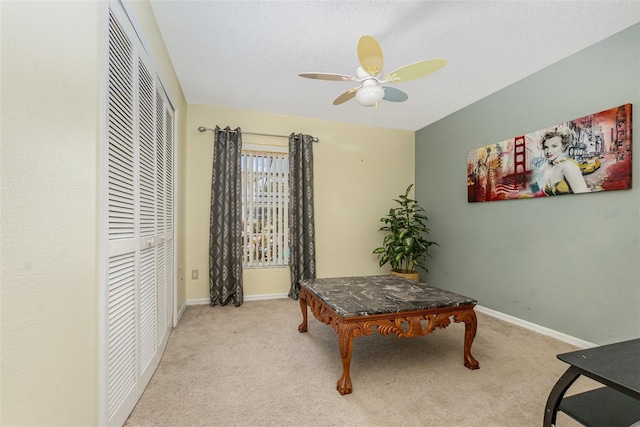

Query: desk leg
[[543, 366, 581, 427], [336, 322, 354, 395], [297, 294, 308, 333]]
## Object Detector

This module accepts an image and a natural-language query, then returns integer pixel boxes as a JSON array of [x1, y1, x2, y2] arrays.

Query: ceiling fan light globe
[[356, 85, 384, 107]]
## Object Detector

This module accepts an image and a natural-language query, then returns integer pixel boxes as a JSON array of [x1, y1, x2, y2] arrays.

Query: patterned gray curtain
[[288, 133, 316, 299], [209, 126, 243, 307]]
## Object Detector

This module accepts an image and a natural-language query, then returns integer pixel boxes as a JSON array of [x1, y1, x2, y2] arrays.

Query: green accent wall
[[415, 23, 640, 345]]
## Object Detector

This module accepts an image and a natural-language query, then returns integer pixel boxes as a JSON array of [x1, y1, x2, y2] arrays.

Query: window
[[241, 145, 289, 267]]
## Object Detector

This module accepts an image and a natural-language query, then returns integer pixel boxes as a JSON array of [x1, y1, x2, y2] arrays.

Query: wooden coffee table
[[297, 275, 479, 394]]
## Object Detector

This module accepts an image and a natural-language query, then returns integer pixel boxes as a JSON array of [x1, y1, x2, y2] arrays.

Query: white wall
[[186, 104, 415, 301]]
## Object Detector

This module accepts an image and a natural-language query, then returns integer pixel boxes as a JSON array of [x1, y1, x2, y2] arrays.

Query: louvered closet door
[[152, 86, 174, 355], [137, 57, 158, 387], [107, 10, 138, 424], [106, 4, 175, 426], [157, 95, 174, 346]]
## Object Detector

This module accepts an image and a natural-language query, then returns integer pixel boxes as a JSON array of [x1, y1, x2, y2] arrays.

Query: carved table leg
[[298, 293, 308, 333], [336, 322, 354, 395], [459, 308, 480, 370]]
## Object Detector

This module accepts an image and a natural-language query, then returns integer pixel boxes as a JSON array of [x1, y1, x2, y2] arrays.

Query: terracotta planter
[[390, 270, 419, 282]]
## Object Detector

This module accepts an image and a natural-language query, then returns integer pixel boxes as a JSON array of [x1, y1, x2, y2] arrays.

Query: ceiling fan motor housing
[[356, 79, 384, 107]]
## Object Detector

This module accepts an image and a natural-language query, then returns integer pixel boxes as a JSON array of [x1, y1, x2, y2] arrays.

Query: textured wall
[[1, 2, 101, 425], [415, 23, 640, 345], [185, 104, 415, 300], [0, 1, 188, 425]]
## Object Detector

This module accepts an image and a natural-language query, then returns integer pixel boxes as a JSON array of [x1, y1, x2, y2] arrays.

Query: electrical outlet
[[191, 270, 198, 280]]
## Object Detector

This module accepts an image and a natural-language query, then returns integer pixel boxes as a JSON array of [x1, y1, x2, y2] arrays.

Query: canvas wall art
[[467, 104, 632, 203]]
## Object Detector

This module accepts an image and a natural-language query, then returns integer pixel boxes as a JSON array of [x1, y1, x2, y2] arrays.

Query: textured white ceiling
[[149, 0, 640, 131]]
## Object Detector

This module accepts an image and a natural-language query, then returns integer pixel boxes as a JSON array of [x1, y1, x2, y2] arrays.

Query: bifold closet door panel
[[105, 4, 175, 425]]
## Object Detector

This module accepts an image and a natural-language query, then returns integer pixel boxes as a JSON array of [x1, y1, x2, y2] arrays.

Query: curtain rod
[[197, 126, 319, 143]]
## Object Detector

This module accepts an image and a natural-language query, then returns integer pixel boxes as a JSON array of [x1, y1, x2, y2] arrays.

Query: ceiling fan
[[299, 35, 447, 108]]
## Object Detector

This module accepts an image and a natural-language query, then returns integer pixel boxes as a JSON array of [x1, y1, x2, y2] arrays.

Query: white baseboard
[[476, 305, 595, 349], [187, 298, 210, 306], [175, 302, 186, 324], [186, 293, 289, 306], [245, 293, 288, 301]]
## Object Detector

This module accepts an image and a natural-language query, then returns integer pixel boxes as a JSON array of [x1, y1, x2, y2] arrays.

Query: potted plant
[[373, 184, 438, 281]]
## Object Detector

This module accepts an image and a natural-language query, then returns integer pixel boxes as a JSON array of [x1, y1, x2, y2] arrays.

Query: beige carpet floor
[[125, 298, 597, 426]]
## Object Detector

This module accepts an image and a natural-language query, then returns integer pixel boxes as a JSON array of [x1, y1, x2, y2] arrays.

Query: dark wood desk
[[543, 338, 640, 427], [297, 275, 479, 394]]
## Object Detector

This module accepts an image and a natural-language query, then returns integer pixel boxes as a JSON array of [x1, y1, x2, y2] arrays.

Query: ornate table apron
[[298, 283, 480, 395]]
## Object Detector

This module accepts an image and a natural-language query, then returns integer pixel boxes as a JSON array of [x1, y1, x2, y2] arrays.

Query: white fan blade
[[382, 87, 408, 102], [299, 73, 357, 82]]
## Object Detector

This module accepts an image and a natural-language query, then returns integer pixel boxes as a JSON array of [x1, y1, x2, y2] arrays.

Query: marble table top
[[300, 275, 477, 318]]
